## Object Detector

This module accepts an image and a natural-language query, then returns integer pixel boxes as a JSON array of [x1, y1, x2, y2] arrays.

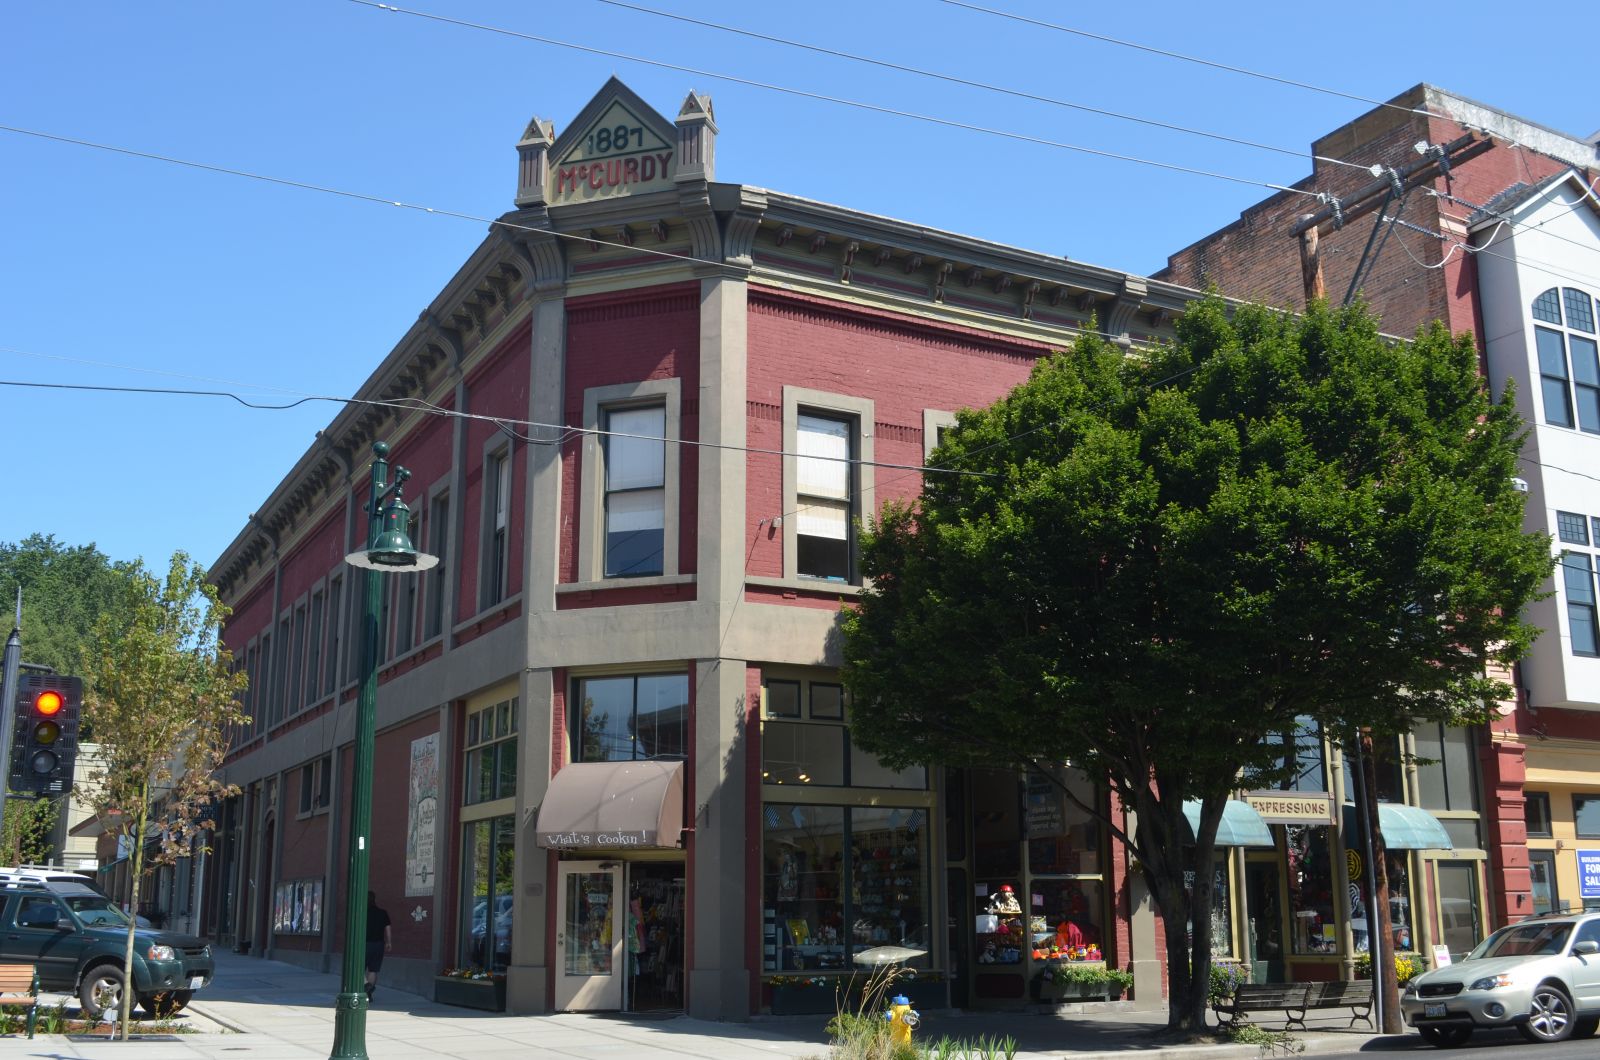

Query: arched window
[[1532, 286, 1600, 432]]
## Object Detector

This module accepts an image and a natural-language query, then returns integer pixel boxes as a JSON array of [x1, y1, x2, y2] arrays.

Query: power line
[[348, 1, 1321, 199], [935, 0, 1435, 119], [583, 0, 1369, 173]]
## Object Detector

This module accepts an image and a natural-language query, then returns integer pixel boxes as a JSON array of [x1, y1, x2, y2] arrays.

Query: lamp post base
[[328, 991, 369, 1059]]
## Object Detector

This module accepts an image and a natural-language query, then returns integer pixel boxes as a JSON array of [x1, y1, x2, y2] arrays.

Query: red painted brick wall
[[745, 287, 1049, 581], [559, 283, 701, 585], [365, 712, 441, 960], [459, 319, 532, 623], [275, 507, 347, 608]]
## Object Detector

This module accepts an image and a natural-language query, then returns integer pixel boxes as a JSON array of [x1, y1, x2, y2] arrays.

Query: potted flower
[[434, 967, 508, 1011]]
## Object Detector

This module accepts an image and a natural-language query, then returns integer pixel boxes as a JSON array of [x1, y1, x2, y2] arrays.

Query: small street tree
[[843, 298, 1552, 1035], [82, 553, 248, 1039]]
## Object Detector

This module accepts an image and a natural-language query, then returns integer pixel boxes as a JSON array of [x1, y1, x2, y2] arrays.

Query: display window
[[761, 674, 925, 790], [1285, 825, 1336, 955], [1185, 855, 1232, 958], [966, 768, 1109, 979], [761, 804, 929, 972], [461, 814, 515, 971]]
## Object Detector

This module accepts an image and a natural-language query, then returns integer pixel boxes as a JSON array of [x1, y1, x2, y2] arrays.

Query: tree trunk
[[121, 794, 149, 1042], [1136, 789, 1222, 1036], [1360, 733, 1402, 1034]]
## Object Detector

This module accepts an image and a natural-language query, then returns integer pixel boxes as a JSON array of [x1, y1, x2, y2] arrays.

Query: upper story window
[[1532, 287, 1600, 433], [425, 491, 450, 641], [760, 673, 924, 790], [579, 379, 681, 583], [796, 414, 854, 582], [298, 755, 332, 816], [484, 448, 513, 606], [1525, 791, 1553, 837], [465, 697, 518, 805], [573, 673, 687, 762], [784, 389, 874, 587], [1556, 508, 1600, 657], [603, 405, 666, 578]]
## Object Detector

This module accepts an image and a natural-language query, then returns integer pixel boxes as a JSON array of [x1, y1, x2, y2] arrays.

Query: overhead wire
[[582, 0, 1371, 172], [935, 0, 1436, 119], [347, 0, 1322, 198]]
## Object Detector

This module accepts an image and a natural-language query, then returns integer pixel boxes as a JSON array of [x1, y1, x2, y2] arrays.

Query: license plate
[[189, 976, 205, 991], [1424, 1002, 1446, 1018]]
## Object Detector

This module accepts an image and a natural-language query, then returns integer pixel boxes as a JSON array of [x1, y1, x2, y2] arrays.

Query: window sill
[[558, 574, 695, 595], [747, 576, 863, 598], [294, 806, 331, 822]]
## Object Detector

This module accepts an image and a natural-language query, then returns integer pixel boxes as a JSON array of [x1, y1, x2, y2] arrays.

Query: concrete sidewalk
[[0, 950, 1413, 1058]]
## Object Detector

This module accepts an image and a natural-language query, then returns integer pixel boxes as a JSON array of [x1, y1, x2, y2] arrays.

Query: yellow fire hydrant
[[885, 994, 920, 1046]]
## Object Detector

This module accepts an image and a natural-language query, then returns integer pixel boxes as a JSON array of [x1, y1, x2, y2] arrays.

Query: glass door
[[555, 861, 624, 1010], [1529, 851, 1558, 916], [1243, 860, 1285, 983]]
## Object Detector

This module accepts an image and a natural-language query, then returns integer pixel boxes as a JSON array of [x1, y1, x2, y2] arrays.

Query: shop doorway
[[1243, 861, 1284, 983], [625, 862, 684, 1012], [555, 862, 623, 1011]]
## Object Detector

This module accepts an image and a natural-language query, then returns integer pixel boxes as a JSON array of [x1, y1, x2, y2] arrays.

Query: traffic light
[[8, 673, 81, 798]]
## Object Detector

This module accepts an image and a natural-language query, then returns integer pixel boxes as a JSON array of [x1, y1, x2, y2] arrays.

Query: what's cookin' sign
[[537, 830, 652, 848]]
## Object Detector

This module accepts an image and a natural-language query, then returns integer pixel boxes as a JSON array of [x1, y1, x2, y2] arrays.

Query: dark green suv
[[0, 881, 214, 1017]]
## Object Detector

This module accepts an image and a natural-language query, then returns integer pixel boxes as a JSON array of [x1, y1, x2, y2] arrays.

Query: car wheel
[[1572, 1017, 1599, 1040], [79, 963, 126, 1020], [139, 989, 192, 1017], [1518, 983, 1576, 1043], [1418, 1025, 1474, 1048]]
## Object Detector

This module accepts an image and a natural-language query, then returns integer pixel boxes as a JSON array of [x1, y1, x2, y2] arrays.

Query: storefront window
[[1186, 856, 1232, 957], [1284, 825, 1336, 955], [1027, 878, 1105, 961], [465, 697, 517, 805], [1026, 769, 1101, 875], [850, 806, 930, 956], [764, 805, 846, 971], [461, 814, 515, 971], [575, 674, 687, 762], [1353, 852, 1415, 953], [763, 722, 846, 786], [762, 804, 929, 972]]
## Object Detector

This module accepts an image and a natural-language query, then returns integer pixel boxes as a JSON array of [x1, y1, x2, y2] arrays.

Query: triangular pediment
[[547, 78, 679, 205]]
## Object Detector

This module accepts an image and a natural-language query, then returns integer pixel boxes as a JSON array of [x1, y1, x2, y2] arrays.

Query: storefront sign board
[[1578, 850, 1600, 899], [1243, 792, 1335, 824]]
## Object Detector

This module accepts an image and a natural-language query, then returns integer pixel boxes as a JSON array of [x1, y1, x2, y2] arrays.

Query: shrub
[[1208, 962, 1250, 1002], [1352, 951, 1423, 985]]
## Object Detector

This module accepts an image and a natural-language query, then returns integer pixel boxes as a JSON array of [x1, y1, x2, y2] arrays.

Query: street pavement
[[0, 949, 1419, 1058]]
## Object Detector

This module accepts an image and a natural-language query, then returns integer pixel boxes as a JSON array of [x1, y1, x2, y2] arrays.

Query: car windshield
[[62, 895, 133, 928], [1469, 922, 1572, 959]]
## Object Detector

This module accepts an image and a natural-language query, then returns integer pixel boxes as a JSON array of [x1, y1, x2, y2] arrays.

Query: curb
[[184, 1001, 251, 1035]]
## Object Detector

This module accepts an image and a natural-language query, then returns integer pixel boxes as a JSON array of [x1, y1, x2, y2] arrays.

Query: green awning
[[1182, 800, 1274, 848], [1343, 802, 1453, 850]]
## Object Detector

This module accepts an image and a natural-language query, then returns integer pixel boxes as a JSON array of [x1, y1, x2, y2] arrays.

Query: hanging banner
[[406, 733, 439, 896]]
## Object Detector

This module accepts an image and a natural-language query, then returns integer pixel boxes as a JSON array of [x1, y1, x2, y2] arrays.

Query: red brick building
[[195, 79, 1202, 1019], [1159, 84, 1600, 966]]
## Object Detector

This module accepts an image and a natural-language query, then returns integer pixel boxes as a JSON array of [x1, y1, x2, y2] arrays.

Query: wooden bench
[[0, 963, 39, 1039], [1214, 983, 1311, 1030], [1310, 980, 1374, 1028], [1214, 980, 1375, 1031]]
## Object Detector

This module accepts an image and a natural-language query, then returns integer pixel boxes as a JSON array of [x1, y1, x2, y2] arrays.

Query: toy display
[[976, 881, 1105, 970]]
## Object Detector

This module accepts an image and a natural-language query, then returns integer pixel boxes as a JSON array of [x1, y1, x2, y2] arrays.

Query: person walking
[[365, 891, 393, 1002]]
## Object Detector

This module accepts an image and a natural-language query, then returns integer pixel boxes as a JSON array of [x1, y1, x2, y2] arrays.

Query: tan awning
[[535, 760, 685, 849]]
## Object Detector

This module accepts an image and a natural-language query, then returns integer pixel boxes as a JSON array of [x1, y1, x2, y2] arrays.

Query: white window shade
[[797, 500, 848, 540], [607, 407, 666, 491], [797, 414, 850, 499], [607, 489, 665, 532]]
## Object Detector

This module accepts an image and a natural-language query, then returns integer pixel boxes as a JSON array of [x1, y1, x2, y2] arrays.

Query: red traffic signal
[[9, 673, 82, 797]]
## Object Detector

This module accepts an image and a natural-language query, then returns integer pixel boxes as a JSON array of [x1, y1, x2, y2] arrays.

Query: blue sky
[[4, 0, 1597, 574]]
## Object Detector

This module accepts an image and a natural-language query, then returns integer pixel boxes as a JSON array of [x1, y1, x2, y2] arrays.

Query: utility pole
[[0, 589, 20, 835]]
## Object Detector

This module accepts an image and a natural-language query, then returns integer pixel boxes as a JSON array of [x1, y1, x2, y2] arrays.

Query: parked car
[[0, 879, 214, 1018], [0, 865, 107, 895], [1402, 912, 1600, 1045]]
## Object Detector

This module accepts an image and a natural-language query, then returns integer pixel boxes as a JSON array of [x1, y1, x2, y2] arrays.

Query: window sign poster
[[1579, 850, 1600, 899], [406, 733, 439, 896]]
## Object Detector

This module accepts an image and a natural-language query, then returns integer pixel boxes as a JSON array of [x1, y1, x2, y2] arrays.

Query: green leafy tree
[[0, 797, 57, 866], [0, 534, 139, 676], [82, 553, 248, 1038], [843, 298, 1551, 1034]]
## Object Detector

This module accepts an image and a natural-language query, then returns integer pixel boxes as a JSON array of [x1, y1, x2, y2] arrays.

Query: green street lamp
[[331, 441, 437, 1060]]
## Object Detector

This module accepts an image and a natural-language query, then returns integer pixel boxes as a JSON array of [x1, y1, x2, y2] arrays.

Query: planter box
[[434, 976, 507, 1012], [768, 984, 839, 1015]]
